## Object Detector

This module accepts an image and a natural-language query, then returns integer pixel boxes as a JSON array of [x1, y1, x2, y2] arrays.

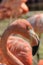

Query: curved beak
[[29, 29, 39, 46]]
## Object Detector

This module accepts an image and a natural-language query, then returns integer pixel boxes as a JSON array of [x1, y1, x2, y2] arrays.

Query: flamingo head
[[11, 19, 39, 47]]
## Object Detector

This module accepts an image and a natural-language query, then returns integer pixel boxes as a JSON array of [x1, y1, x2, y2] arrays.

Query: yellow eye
[[26, 26, 30, 30], [28, 26, 30, 30]]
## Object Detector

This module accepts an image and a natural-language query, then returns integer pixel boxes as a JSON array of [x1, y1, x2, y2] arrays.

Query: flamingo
[[0, 0, 29, 19], [0, 19, 39, 65], [27, 14, 43, 35], [27, 14, 43, 57]]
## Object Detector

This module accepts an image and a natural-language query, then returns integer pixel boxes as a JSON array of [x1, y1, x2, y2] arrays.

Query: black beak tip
[[32, 40, 40, 56]]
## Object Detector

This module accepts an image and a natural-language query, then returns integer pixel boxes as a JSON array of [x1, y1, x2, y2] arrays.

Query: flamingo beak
[[28, 29, 40, 56]]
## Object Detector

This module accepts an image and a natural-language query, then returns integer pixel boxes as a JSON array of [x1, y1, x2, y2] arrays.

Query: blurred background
[[26, 0, 43, 10]]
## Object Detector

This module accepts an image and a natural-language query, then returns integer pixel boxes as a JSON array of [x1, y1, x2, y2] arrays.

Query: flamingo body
[[0, 0, 29, 19], [7, 36, 32, 65]]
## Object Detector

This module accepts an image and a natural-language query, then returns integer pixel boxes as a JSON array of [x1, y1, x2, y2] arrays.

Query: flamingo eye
[[26, 26, 30, 30]]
